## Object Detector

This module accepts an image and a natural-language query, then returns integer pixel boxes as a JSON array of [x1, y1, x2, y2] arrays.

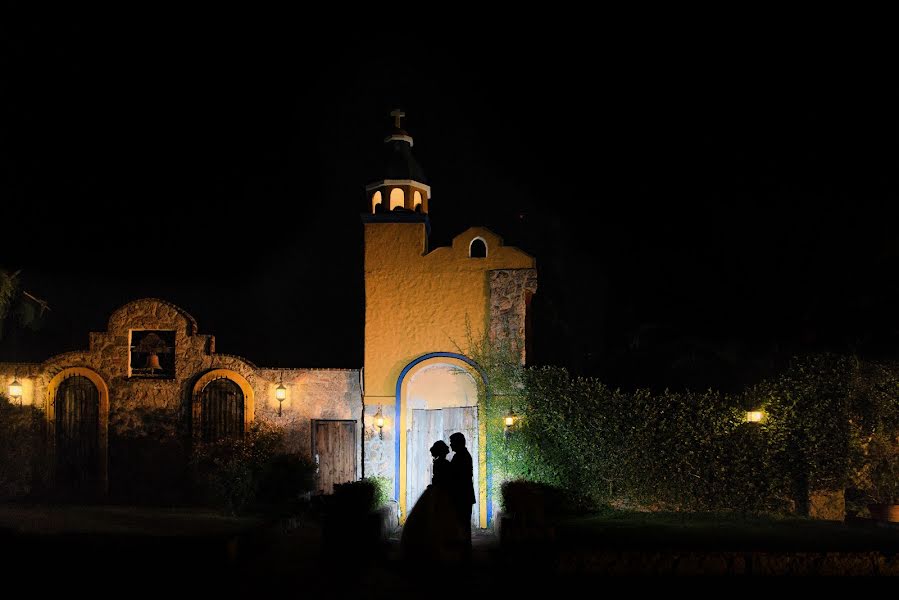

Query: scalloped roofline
[[109, 298, 199, 335], [449, 226, 535, 261]]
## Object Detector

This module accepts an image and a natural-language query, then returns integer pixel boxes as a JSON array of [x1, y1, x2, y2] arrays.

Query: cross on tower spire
[[390, 108, 406, 129]]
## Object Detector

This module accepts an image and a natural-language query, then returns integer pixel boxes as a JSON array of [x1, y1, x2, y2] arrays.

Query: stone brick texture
[[0, 298, 361, 501]]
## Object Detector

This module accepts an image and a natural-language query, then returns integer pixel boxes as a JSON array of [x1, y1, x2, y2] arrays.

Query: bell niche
[[129, 330, 176, 378]]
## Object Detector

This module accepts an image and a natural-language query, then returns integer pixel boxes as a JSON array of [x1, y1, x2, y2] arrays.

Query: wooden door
[[408, 409, 441, 513], [313, 420, 356, 494], [199, 378, 244, 442], [408, 406, 479, 528], [55, 375, 100, 497]]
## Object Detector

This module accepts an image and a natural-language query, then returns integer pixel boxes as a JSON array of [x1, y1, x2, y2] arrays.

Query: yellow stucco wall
[[363, 223, 534, 400], [363, 221, 535, 523]]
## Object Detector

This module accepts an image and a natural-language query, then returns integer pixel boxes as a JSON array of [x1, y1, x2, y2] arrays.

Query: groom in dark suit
[[449, 432, 476, 558]]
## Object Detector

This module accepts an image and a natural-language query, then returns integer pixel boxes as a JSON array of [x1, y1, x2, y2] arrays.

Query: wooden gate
[[199, 378, 245, 442], [55, 375, 100, 497], [408, 406, 478, 528], [313, 420, 356, 494]]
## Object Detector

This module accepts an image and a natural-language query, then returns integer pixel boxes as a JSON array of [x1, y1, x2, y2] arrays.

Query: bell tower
[[361, 109, 431, 259], [363, 109, 431, 217], [360, 109, 537, 527]]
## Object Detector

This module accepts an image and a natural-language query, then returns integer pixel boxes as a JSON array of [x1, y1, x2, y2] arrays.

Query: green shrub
[[757, 354, 853, 504], [256, 452, 317, 506], [367, 475, 391, 510], [189, 421, 293, 514], [332, 479, 378, 513], [482, 348, 887, 517], [847, 361, 899, 510], [500, 479, 565, 520], [0, 395, 39, 500]]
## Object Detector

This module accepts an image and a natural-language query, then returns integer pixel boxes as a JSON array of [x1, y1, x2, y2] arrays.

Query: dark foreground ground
[[2, 505, 898, 595]]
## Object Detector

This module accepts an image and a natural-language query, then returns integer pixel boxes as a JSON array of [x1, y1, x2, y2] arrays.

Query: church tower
[[364, 109, 431, 217], [362, 110, 537, 528]]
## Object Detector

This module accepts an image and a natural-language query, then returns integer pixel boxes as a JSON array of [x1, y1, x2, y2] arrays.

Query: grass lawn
[[553, 509, 899, 552], [0, 504, 275, 592], [0, 503, 263, 536]]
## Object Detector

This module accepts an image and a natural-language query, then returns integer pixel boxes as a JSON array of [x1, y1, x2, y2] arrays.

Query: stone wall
[[363, 402, 394, 483], [255, 368, 362, 465], [489, 268, 539, 364], [0, 298, 362, 501]]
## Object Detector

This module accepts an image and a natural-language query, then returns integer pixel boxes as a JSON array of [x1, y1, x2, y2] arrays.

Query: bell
[[144, 353, 162, 371]]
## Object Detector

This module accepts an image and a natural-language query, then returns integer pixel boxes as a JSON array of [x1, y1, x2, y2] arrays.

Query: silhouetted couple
[[401, 432, 476, 563]]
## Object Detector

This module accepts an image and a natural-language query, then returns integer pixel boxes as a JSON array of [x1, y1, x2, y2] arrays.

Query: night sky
[[2, 18, 898, 391]]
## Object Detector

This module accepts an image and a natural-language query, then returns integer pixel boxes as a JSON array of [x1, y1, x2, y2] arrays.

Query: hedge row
[[487, 354, 899, 515]]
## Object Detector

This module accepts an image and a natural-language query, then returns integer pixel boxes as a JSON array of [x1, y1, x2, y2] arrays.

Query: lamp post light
[[275, 372, 287, 417]]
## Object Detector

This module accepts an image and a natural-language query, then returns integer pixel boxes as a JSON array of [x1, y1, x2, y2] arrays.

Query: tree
[[0, 268, 50, 342]]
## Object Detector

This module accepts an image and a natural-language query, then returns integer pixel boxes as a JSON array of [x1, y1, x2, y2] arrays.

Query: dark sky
[[2, 16, 898, 390]]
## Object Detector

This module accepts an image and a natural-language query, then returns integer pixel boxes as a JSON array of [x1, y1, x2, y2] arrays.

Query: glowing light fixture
[[746, 410, 765, 423], [9, 377, 23, 403], [375, 406, 385, 440], [504, 403, 516, 436], [276, 372, 287, 417]]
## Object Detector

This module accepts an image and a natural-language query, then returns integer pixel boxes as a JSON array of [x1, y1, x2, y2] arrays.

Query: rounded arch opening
[[372, 190, 382, 213], [469, 236, 488, 258], [395, 352, 493, 528], [389, 188, 405, 211]]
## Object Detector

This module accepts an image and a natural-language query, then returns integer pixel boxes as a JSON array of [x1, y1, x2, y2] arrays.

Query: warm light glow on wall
[[372, 190, 382, 213], [746, 410, 765, 423], [413, 190, 422, 210], [407, 363, 478, 410], [389, 188, 404, 211]]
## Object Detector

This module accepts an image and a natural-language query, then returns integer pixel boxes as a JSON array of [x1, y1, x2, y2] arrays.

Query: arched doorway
[[47, 368, 109, 498], [396, 353, 489, 528], [198, 378, 245, 442], [54, 375, 101, 497], [191, 369, 255, 444]]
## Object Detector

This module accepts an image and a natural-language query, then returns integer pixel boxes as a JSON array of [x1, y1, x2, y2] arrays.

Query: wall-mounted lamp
[[9, 376, 23, 405], [745, 410, 765, 423], [504, 404, 516, 439], [275, 372, 287, 417], [375, 406, 385, 440]]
